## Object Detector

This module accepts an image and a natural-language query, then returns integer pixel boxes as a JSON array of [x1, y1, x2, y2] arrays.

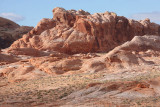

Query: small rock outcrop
[[9, 7, 160, 54], [82, 35, 160, 73], [0, 17, 33, 49]]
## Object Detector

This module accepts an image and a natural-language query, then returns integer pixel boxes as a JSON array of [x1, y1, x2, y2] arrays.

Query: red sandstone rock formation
[[9, 7, 160, 54], [81, 35, 160, 73], [1, 35, 160, 82]]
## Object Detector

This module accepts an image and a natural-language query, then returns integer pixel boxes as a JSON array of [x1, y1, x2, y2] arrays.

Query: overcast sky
[[0, 0, 160, 27]]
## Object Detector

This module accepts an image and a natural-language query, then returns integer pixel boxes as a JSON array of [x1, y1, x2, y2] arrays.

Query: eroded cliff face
[[10, 7, 160, 54]]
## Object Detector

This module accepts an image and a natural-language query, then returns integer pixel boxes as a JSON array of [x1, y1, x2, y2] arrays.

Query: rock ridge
[[10, 7, 160, 54]]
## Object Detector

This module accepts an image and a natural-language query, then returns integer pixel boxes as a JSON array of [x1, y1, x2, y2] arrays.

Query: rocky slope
[[0, 17, 33, 49], [9, 7, 160, 54], [1, 35, 160, 106], [1, 35, 160, 82], [1, 7, 160, 106]]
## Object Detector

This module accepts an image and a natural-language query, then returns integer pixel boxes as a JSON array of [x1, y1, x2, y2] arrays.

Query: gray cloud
[[130, 12, 160, 24], [0, 13, 24, 22]]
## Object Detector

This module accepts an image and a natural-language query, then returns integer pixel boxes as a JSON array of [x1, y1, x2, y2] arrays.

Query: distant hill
[[0, 17, 33, 49]]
